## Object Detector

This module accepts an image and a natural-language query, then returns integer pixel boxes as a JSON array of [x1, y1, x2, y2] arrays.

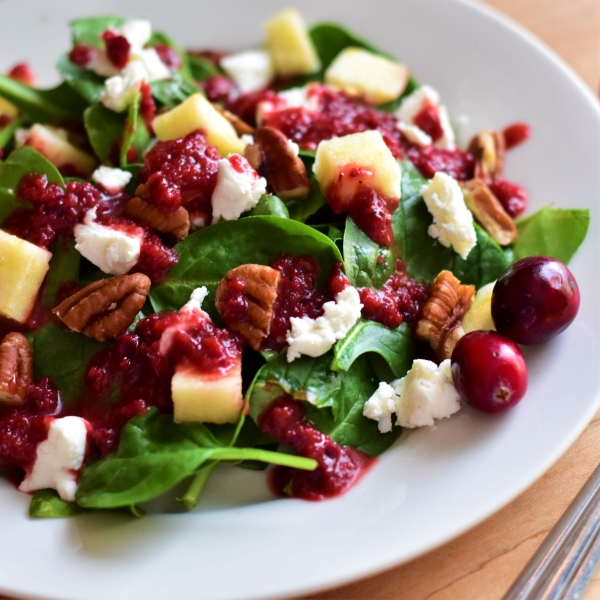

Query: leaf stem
[[178, 462, 217, 510]]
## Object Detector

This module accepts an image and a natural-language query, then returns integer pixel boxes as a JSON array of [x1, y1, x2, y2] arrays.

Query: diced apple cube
[[313, 130, 401, 210], [15, 125, 96, 176], [153, 93, 246, 157], [172, 358, 244, 424], [0, 230, 51, 323], [0, 96, 18, 118], [264, 8, 321, 76], [325, 48, 409, 105]]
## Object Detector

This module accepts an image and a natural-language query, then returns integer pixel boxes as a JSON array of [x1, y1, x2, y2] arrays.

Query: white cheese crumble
[[287, 138, 300, 156], [19, 416, 88, 502], [396, 122, 432, 146], [420, 172, 477, 260], [183, 286, 209, 313], [240, 134, 255, 146], [74, 208, 143, 275], [256, 83, 321, 125], [211, 155, 267, 221], [395, 85, 455, 150], [286, 286, 363, 362], [220, 50, 274, 94], [99, 61, 147, 113], [91, 166, 132, 194], [363, 359, 461, 431], [120, 19, 152, 47]]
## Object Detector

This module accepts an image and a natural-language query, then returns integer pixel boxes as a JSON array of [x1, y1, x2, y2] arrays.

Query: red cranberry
[[7, 63, 35, 85], [103, 30, 130, 70], [491, 256, 580, 345], [413, 101, 444, 142], [488, 178, 527, 217], [69, 43, 98, 67], [503, 122, 531, 150], [153, 44, 181, 71], [451, 331, 528, 413]]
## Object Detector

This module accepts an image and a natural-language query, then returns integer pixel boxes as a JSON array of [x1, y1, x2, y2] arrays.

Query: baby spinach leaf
[[513, 207, 590, 265], [393, 194, 509, 287], [0, 117, 24, 152], [0, 147, 64, 224], [120, 93, 151, 167], [29, 323, 108, 403], [56, 54, 105, 105], [84, 103, 125, 162], [151, 74, 199, 108], [41, 240, 81, 309], [286, 177, 328, 222], [188, 55, 219, 81], [76, 409, 316, 509], [400, 158, 427, 200], [149, 216, 342, 317], [331, 320, 413, 379], [29, 490, 85, 518], [0, 76, 88, 122], [343, 217, 395, 288], [249, 194, 289, 218], [149, 31, 195, 81], [69, 16, 125, 47]]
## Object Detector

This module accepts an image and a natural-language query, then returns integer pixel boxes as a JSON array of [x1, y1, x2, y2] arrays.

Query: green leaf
[[56, 54, 105, 105], [29, 490, 85, 518], [513, 207, 590, 265], [151, 73, 199, 109], [332, 320, 413, 379], [0, 117, 24, 151], [0, 76, 88, 122], [188, 55, 219, 81], [76, 409, 316, 509], [149, 216, 342, 317], [84, 103, 125, 162], [343, 217, 395, 288], [41, 240, 81, 309], [249, 194, 289, 218], [120, 93, 151, 167], [70, 16, 126, 47], [148, 31, 195, 80], [285, 176, 328, 222], [29, 323, 108, 403], [400, 158, 427, 199], [0, 147, 64, 224]]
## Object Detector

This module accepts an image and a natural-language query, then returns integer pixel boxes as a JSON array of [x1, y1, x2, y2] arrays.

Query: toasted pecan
[[468, 130, 505, 180], [0, 333, 33, 406], [214, 104, 256, 136], [416, 271, 475, 360], [126, 197, 190, 240], [53, 273, 151, 342], [215, 264, 281, 350]]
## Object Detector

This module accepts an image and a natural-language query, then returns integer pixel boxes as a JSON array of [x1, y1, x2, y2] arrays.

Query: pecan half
[[126, 197, 190, 240], [0, 333, 33, 406], [416, 271, 475, 360], [244, 127, 310, 200], [462, 178, 516, 246], [468, 130, 505, 180], [214, 104, 255, 136], [215, 264, 281, 350], [53, 273, 151, 342]]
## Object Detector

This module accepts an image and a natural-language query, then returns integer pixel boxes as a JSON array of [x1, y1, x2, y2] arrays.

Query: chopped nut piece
[[462, 178, 517, 246], [214, 104, 256, 136], [53, 273, 151, 342], [126, 197, 190, 240], [0, 333, 33, 406], [244, 127, 310, 200], [416, 271, 475, 360], [468, 130, 505, 180], [215, 264, 281, 350]]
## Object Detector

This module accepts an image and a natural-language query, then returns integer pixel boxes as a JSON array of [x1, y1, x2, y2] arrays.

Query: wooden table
[[307, 1, 600, 598]]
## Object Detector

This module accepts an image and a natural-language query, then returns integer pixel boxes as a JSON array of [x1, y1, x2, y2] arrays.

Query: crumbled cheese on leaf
[[220, 50, 274, 94], [92, 166, 132, 194]]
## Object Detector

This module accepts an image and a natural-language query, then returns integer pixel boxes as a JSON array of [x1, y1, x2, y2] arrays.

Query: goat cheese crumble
[[91, 166, 132, 194], [220, 50, 274, 93]]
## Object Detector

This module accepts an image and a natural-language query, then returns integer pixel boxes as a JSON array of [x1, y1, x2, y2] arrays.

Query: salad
[[0, 8, 589, 518]]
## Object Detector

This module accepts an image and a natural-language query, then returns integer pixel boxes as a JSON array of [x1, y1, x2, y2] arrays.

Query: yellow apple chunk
[[172, 358, 244, 424], [325, 48, 409, 105], [313, 130, 401, 210], [0, 230, 51, 323], [0, 96, 18, 118], [153, 93, 245, 157], [264, 8, 321, 75]]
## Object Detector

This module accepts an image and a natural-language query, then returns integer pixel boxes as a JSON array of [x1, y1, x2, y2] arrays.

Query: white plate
[[1, 1, 599, 599]]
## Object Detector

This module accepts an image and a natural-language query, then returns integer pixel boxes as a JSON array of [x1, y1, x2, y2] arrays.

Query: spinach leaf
[[84, 104, 124, 162], [29, 490, 85, 518], [393, 194, 509, 287], [41, 240, 81, 309], [0, 147, 64, 224], [29, 323, 108, 403], [120, 93, 151, 167], [56, 54, 105, 105], [332, 320, 413, 378], [188, 55, 219, 81], [513, 207, 590, 265], [149, 31, 195, 81], [0, 117, 24, 151], [286, 177, 327, 222], [249, 194, 289, 218], [69, 16, 125, 47], [151, 73, 199, 108], [0, 76, 88, 122], [149, 216, 342, 317], [76, 408, 316, 509], [343, 217, 394, 288], [400, 158, 427, 199]]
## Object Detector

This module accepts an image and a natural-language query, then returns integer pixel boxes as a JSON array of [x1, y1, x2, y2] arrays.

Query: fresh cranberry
[[201, 75, 238, 104], [491, 256, 580, 345], [451, 331, 528, 413], [153, 44, 180, 71], [407, 145, 475, 181], [7, 63, 35, 85], [69, 43, 98, 67], [102, 30, 130, 70], [503, 122, 531, 150], [488, 178, 527, 217]]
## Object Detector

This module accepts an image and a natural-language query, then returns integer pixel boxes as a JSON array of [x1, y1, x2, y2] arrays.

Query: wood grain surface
[[306, 1, 600, 598]]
